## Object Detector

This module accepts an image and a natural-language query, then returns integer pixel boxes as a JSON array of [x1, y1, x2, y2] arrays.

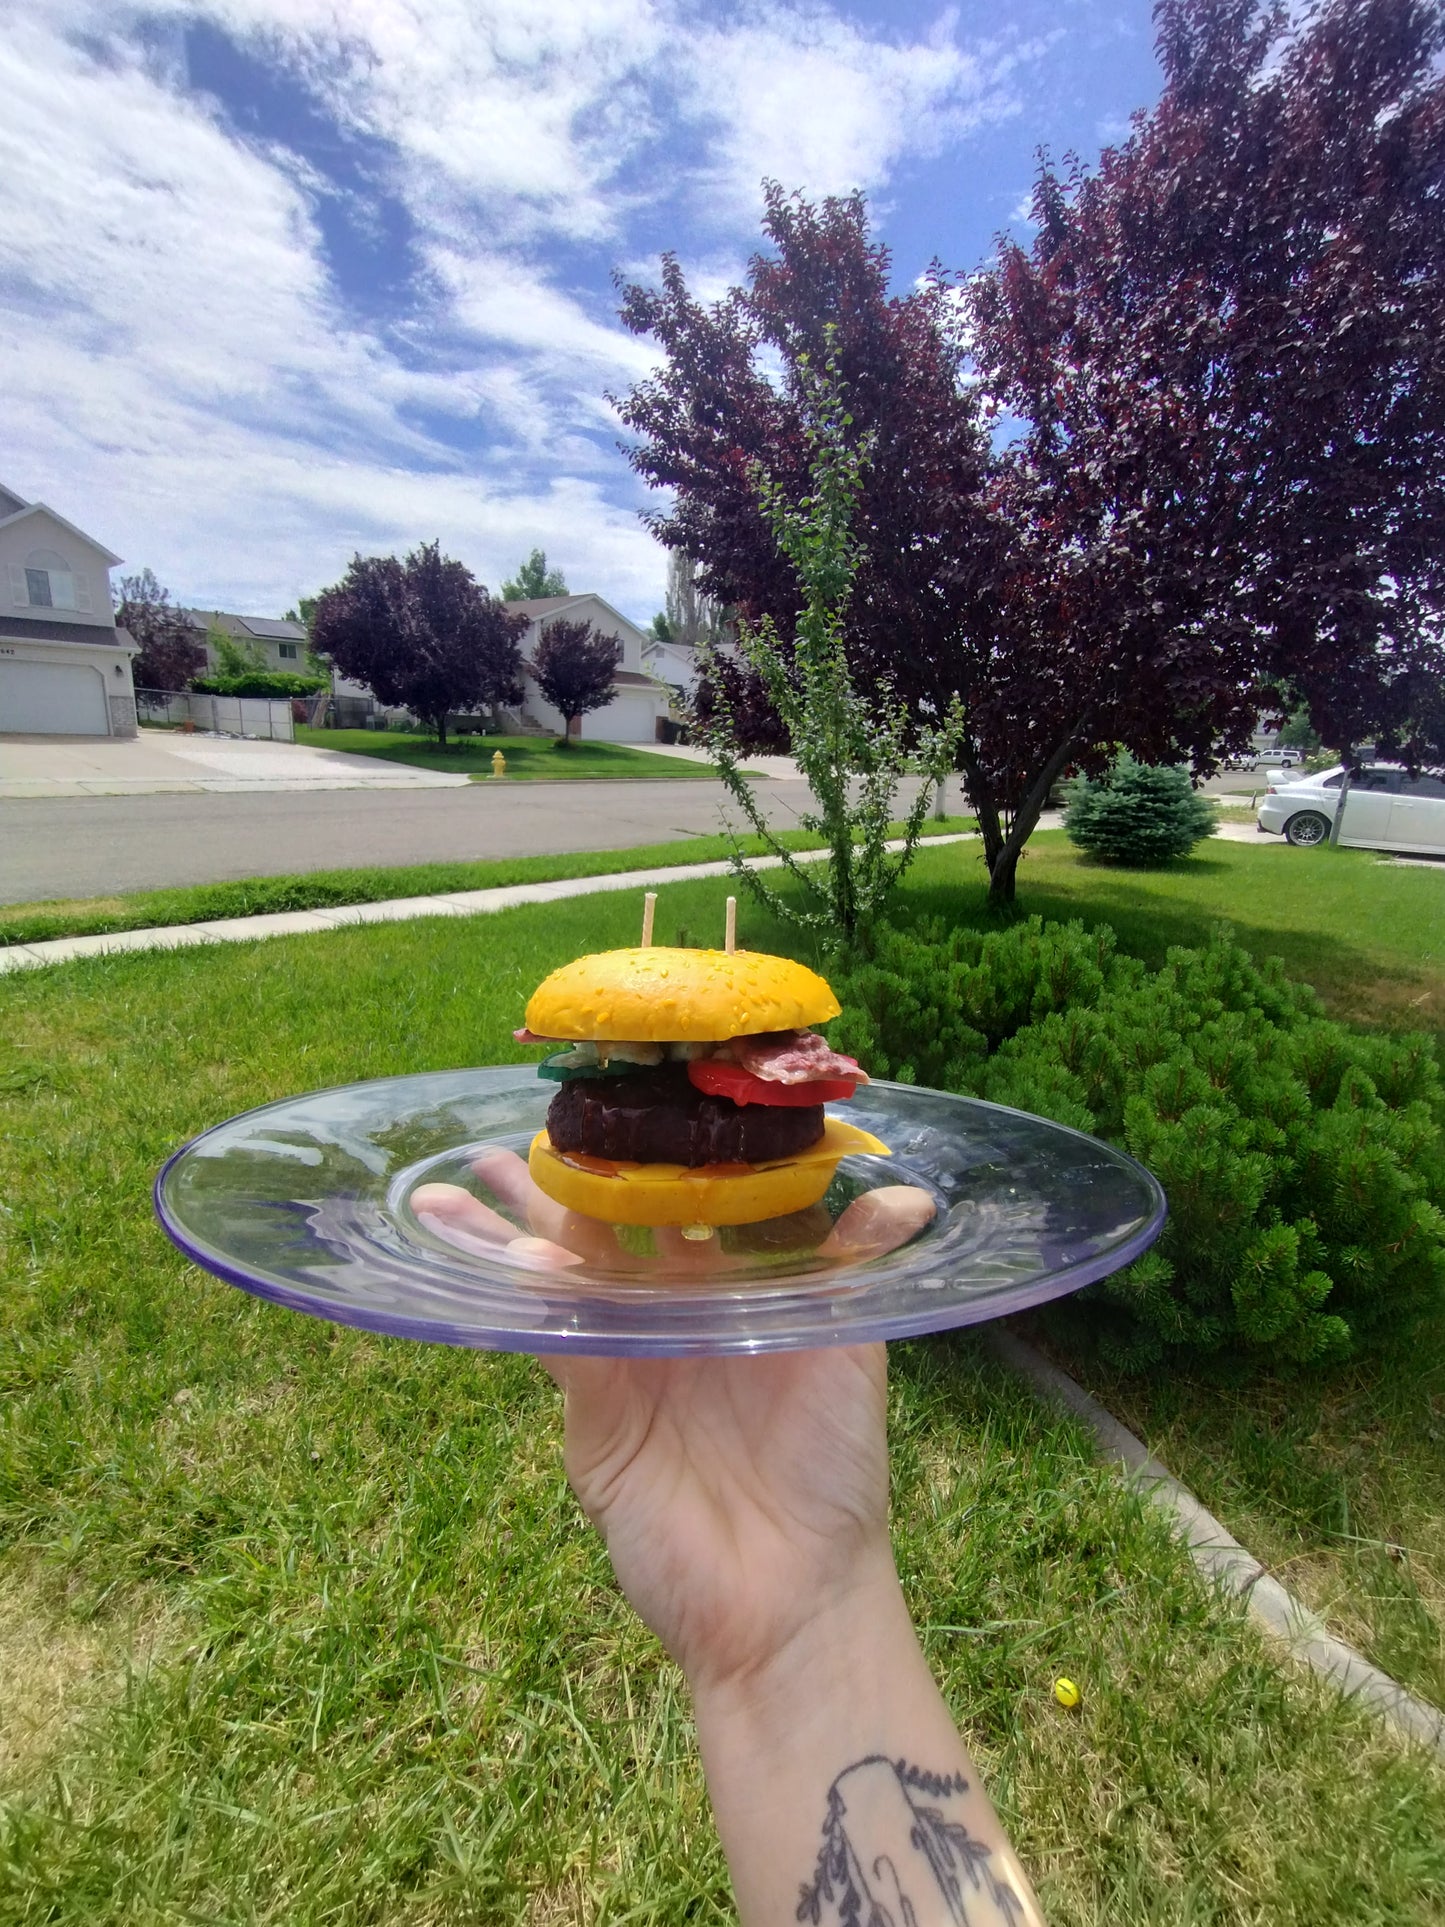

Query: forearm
[[691, 1573, 1045, 1926]]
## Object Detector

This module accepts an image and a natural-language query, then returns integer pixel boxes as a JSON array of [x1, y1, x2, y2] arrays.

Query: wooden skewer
[[725, 896, 737, 955], [641, 892, 657, 947]]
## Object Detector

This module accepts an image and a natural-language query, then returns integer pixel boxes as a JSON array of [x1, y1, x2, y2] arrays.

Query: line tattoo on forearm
[[796, 1755, 1026, 1926]]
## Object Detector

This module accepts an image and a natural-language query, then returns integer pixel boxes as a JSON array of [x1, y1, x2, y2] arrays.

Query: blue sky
[[2, 1, 1162, 626]]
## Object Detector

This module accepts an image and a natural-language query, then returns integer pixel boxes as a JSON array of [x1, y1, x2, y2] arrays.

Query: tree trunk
[[984, 735, 1081, 909], [1327, 750, 1354, 847], [958, 748, 1005, 874], [987, 842, 1022, 904], [435, 713, 448, 748]]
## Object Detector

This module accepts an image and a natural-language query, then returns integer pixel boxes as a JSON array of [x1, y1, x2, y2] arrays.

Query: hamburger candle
[[516, 926, 888, 1228]]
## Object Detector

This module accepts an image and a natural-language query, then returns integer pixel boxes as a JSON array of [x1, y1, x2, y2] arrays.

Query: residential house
[[505, 594, 669, 742], [640, 634, 701, 710], [185, 608, 310, 673], [0, 481, 138, 737]]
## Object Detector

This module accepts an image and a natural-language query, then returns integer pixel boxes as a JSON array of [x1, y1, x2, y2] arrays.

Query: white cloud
[[678, 8, 1020, 221], [2, 1, 1049, 621]]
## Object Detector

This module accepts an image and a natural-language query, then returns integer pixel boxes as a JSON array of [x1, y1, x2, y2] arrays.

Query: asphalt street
[[0, 777, 879, 903], [0, 768, 1273, 906]]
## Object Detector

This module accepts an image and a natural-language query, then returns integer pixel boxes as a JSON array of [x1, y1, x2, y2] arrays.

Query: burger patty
[[545, 1066, 825, 1167]]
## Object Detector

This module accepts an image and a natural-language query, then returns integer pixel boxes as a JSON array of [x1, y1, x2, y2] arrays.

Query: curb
[[0, 835, 977, 975], [983, 1327, 1445, 1761]]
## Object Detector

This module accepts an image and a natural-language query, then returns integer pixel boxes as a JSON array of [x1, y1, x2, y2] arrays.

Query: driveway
[[0, 732, 468, 796]]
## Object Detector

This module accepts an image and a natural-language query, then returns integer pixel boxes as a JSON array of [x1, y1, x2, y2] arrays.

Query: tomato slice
[[687, 1060, 858, 1107]]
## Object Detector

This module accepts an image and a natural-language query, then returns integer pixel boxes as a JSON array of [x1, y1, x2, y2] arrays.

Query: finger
[[471, 1146, 611, 1254], [471, 1146, 551, 1220], [819, 1185, 936, 1261], [411, 1182, 518, 1244], [504, 1234, 585, 1270]]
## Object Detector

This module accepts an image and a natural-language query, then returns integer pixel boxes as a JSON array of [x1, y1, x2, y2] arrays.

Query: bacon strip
[[723, 1030, 869, 1086], [514, 1022, 867, 1084]]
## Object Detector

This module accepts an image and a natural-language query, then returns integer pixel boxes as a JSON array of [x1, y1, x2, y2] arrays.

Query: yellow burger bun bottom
[[527, 1116, 890, 1228]]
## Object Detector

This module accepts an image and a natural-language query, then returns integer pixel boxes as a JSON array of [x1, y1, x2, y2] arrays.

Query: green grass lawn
[[3, 874, 1445, 1921], [0, 820, 976, 944], [904, 829, 1445, 1045], [294, 725, 717, 780]]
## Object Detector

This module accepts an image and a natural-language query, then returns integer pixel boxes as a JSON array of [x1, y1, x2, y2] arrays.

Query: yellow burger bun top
[[525, 946, 841, 1042]]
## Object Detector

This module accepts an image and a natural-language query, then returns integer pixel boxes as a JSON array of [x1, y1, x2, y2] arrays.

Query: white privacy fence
[[136, 689, 296, 741]]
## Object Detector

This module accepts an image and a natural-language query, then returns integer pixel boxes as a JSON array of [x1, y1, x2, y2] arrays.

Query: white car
[[1256, 764, 1445, 853], [1221, 746, 1303, 772]]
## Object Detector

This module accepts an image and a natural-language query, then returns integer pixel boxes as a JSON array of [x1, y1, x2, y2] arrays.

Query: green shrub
[[192, 672, 328, 698], [829, 919, 1445, 1373], [1064, 757, 1218, 864]]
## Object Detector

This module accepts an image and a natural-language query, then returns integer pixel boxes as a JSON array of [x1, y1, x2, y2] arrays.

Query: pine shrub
[[828, 919, 1445, 1373], [1063, 757, 1218, 864]]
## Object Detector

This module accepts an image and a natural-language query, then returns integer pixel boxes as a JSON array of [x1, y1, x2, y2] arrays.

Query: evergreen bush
[[1064, 757, 1218, 864], [829, 920, 1445, 1372]]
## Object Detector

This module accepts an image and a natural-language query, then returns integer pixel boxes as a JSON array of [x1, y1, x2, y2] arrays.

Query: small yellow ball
[[1054, 1676, 1081, 1709]]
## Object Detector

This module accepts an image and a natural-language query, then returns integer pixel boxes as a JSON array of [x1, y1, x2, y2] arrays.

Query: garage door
[[0, 659, 109, 735], [584, 693, 660, 743]]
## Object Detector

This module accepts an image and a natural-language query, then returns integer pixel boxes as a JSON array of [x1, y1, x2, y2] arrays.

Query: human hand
[[543, 1344, 895, 1698], [419, 1149, 935, 1278]]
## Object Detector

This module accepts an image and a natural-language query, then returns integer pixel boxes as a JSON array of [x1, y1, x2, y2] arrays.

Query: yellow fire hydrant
[[491, 749, 506, 778]]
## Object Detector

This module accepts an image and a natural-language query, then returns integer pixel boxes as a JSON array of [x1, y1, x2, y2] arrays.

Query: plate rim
[[153, 1067, 1168, 1355]]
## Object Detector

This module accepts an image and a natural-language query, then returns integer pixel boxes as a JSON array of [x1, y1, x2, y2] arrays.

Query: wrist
[[688, 1550, 917, 1742]]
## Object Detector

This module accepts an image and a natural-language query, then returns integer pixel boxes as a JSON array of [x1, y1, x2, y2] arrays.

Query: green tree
[[663, 550, 729, 648], [208, 625, 268, 678], [698, 344, 963, 950], [285, 596, 329, 677], [1277, 707, 1323, 753], [501, 549, 567, 600]]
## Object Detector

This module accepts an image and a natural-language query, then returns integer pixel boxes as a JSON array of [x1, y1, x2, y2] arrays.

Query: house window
[[278, 642, 299, 660], [23, 549, 79, 610]]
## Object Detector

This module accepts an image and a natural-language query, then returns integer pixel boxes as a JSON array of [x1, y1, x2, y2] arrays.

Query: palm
[[550, 1345, 890, 1692]]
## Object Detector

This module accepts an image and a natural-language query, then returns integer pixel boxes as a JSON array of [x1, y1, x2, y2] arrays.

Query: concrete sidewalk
[[0, 732, 468, 796], [0, 837, 977, 974]]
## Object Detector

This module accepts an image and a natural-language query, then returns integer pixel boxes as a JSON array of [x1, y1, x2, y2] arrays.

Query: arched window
[[17, 546, 90, 613]]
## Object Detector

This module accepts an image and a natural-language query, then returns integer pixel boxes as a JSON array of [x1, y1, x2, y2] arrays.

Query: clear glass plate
[[154, 1067, 1166, 1356]]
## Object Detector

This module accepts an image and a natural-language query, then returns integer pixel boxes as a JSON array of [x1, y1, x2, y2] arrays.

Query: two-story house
[[185, 608, 311, 674], [640, 634, 702, 710], [0, 482, 137, 737], [505, 594, 669, 742]]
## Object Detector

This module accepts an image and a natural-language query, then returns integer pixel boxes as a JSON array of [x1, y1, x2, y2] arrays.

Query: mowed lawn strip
[[2, 878, 1444, 1923], [1071, 1335, 1445, 1717], [293, 725, 721, 780], [0, 819, 976, 945]]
